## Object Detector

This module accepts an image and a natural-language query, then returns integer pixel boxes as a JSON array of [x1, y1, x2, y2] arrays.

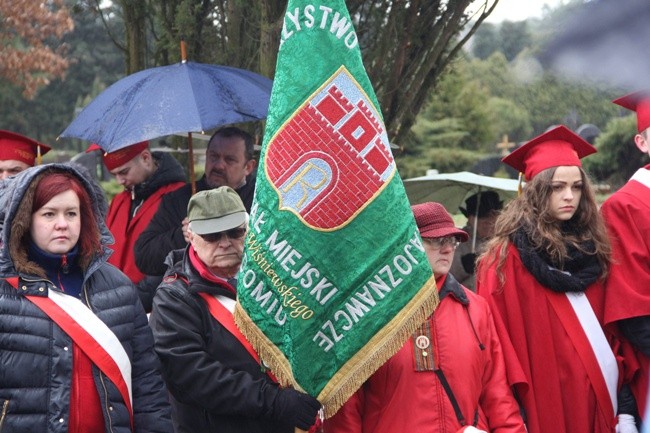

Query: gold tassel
[[234, 275, 440, 419], [317, 277, 438, 417], [517, 172, 523, 195]]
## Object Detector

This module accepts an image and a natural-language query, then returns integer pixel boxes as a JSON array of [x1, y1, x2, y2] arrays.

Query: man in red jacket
[[96, 141, 186, 311], [325, 202, 525, 433]]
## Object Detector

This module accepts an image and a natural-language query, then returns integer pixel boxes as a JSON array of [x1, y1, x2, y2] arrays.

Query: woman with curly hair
[[476, 125, 638, 433]]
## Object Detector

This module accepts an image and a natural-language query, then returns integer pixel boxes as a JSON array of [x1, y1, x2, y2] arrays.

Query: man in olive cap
[[149, 186, 320, 433]]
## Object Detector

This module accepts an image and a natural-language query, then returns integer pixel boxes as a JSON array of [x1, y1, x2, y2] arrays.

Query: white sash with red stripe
[[213, 294, 236, 313], [20, 286, 134, 424], [48, 289, 133, 405], [198, 292, 277, 382], [631, 167, 650, 188], [545, 289, 618, 424], [565, 292, 618, 414]]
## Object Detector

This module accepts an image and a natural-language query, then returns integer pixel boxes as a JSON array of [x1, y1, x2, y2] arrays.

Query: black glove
[[272, 388, 321, 430], [461, 253, 477, 274]]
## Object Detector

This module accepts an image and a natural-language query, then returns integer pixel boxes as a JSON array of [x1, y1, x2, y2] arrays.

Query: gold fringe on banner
[[234, 275, 439, 418], [234, 304, 300, 389]]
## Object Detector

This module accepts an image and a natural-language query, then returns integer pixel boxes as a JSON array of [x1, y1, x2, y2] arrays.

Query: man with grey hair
[[149, 186, 320, 433]]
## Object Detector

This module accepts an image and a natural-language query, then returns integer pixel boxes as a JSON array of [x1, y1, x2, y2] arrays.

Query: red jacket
[[106, 182, 183, 283], [325, 274, 525, 433]]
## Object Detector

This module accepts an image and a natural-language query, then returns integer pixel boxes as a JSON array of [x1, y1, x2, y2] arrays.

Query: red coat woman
[[325, 202, 525, 433]]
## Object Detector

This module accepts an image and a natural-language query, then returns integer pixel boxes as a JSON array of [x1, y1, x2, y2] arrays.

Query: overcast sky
[[483, 0, 565, 23]]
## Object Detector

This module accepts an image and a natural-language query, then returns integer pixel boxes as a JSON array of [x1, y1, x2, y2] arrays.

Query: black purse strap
[[434, 369, 479, 427]]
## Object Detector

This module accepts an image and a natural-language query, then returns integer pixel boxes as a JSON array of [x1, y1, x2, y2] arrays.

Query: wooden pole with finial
[[180, 38, 197, 195], [182, 39, 308, 433]]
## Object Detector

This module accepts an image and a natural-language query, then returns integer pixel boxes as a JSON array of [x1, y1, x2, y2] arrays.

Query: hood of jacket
[[0, 163, 113, 279]]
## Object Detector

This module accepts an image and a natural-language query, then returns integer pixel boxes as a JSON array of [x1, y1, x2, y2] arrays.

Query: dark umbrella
[[59, 43, 272, 191]]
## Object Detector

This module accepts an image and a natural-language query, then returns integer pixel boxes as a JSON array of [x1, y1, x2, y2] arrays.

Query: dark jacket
[[0, 163, 172, 433], [134, 174, 256, 276], [106, 151, 186, 312], [149, 248, 294, 433]]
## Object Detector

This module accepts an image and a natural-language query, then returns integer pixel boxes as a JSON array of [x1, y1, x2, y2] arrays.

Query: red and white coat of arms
[[266, 67, 395, 230]]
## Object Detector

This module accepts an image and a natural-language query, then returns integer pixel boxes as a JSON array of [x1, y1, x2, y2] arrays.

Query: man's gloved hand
[[461, 253, 477, 274], [615, 414, 638, 433], [272, 387, 321, 430]]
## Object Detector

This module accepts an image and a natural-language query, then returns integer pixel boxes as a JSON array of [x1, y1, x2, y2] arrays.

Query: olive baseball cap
[[187, 186, 247, 235]]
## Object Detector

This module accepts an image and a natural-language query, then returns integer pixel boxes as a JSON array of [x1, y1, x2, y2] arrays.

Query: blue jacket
[[0, 163, 172, 433]]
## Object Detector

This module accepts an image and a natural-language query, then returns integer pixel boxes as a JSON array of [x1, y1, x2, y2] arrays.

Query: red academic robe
[[601, 167, 650, 415], [106, 182, 183, 283], [476, 244, 619, 433]]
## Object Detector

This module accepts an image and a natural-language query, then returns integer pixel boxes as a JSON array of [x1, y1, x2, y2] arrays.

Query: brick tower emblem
[[266, 67, 395, 230]]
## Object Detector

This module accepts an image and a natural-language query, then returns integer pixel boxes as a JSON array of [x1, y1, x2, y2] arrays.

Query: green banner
[[234, 0, 437, 417]]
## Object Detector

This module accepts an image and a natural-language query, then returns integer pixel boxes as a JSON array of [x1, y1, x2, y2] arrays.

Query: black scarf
[[512, 227, 601, 293]]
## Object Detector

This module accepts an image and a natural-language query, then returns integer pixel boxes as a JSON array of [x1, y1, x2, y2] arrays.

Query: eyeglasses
[[200, 227, 247, 243], [423, 236, 459, 250]]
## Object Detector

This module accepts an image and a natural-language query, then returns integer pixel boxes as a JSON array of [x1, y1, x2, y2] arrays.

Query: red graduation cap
[[86, 141, 149, 171], [612, 90, 650, 133], [0, 130, 51, 166], [502, 125, 596, 181]]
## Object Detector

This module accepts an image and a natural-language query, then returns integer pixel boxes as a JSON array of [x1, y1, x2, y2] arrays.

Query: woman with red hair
[[0, 163, 172, 433]]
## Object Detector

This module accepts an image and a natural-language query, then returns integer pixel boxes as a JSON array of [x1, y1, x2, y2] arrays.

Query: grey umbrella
[[403, 171, 520, 250]]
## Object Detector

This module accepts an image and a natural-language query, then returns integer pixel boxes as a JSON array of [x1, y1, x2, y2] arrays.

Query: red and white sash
[[8, 278, 133, 425], [198, 292, 277, 382], [546, 290, 617, 420], [631, 166, 650, 188]]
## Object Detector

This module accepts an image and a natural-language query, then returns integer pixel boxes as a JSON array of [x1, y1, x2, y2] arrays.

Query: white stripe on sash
[[631, 167, 650, 188], [214, 294, 236, 313], [565, 292, 618, 414], [48, 289, 133, 406]]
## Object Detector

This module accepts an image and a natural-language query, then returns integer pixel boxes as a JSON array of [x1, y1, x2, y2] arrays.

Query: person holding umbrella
[[476, 125, 638, 433], [325, 201, 525, 433], [0, 163, 172, 432], [134, 126, 257, 278], [90, 140, 186, 312], [450, 191, 503, 291], [0, 130, 51, 179]]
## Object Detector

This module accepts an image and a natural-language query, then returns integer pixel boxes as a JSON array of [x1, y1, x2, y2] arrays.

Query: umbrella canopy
[[59, 61, 273, 152], [403, 171, 519, 213], [404, 171, 520, 251]]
